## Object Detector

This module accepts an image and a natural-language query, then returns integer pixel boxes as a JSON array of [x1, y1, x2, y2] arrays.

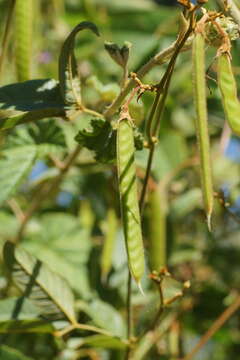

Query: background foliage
[[0, 0, 240, 359]]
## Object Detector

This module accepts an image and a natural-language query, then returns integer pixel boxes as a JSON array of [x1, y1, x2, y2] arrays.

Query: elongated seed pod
[[148, 187, 167, 272], [217, 53, 240, 136], [15, 0, 33, 81], [100, 208, 118, 281], [192, 32, 214, 230], [117, 118, 145, 284]]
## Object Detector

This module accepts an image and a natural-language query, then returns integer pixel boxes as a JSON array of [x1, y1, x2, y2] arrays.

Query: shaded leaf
[[5, 119, 66, 157], [75, 117, 144, 163], [0, 346, 34, 360], [0, 296, 54, 332], [0, 146, 36, 205], [0, 320, 54, 334], [0, 297, 41, 321], [0, 212, 18, 238], [0, 79, 65, 131], [3, 242, 76, 324], [92, 0, 156, 11], [59, 21, 99, 105]]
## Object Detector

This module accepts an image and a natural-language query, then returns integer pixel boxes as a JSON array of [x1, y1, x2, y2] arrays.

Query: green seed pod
[[217, 53, 240, 137], [104, 41, 132, 68], [192, 32, 214, 230], [147, 186, 167, 272], [100, 208, 118, 282], [117, 117, 145, 285], [15, 0, 33, 81], [59, 21, 99, 106]]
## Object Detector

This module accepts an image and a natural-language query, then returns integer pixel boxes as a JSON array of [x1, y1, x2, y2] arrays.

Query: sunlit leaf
[[3, 242, 76, 324], [23, 213, 93, 299], [0, 146, 36, 204]]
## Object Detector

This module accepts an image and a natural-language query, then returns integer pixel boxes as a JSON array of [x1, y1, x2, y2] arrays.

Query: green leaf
[[0, 346, 34, 360], [171, 188, 202, 218], [75, 117, 116, 163], [0, 212, 18, 239], [0, 297, 54, 334], [75, 117, 144, 163], [3, 241, 76, 324], [80, 299, 126, 337], [0, 297, 41, 321], [5, 119, 66, 157], [23, 213, 93, 299], [92, 0, 156, 11], [0, 146, 36, 205], [0, 320, 54, 334], [59, 21, 99, 106], [136, 131, 188, 181], [0, 79, 65, 131], [80, 335, 127, 349]]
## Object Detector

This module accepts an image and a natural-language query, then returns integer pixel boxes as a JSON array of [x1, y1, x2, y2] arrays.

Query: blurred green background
[[0, 0, 240, 359]]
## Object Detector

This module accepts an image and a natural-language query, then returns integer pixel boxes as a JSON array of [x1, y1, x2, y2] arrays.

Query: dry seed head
[[205, 16, 239, 47]]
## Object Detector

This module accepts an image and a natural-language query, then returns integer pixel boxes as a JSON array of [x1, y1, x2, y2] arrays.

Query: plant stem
[[0, 0, 16, 79], [139, 12, 195, 213], [125, 271, 133, 360], [131, 313, 177, 360], [83, 107, 104, 118], [126, 271, 133, 339], [181, 295, 240, 360], [124, 12, 195, 359], [103, 39, 192, 119], [139, 145, 155, 214], [55, 322, 117, 338], [15, 144, 81, 243]]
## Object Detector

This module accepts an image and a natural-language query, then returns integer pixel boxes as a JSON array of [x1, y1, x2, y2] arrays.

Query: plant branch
[[215, 190, 240, 224], [181, 295, 240, 360], [124, 271, 133, 360], [139, 145, 155, 214], [103, 38, 192, 119], [131, 313, 178, 360], [217, 0, 240, 28], [139, 12, 195, 213], [15, 144, 81, 243]]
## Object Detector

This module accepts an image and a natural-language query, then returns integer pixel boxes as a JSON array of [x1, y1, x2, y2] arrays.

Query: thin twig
[[215, 191, 240, 225], [55, 322, 115, 338], [124, 271, 133, 360], [0, 0, 16, 78], [139, 145, 155, 214], [83, 107, 104, 118], [139, 12, 195, 213], [103, 39, 192, 119], [7, 199, 25, 222], [217, 0, 240, 28], [131, 313, 178, 360], [15, 145, 81, 242], [181, 295, 240, 360]]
